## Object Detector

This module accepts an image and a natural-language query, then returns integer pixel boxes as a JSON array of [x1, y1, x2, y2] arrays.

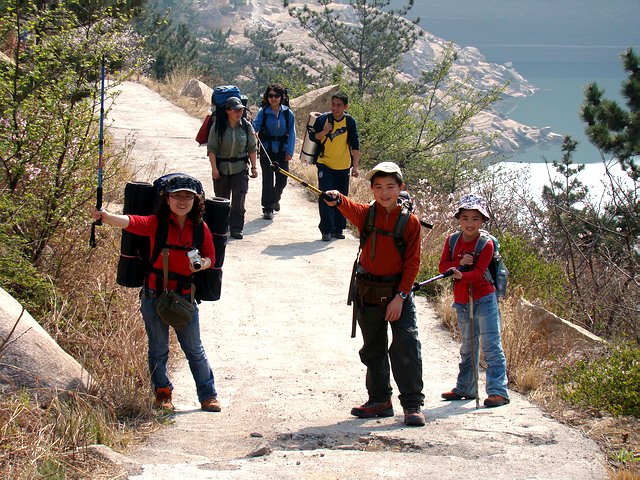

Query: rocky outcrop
[[517, 298, 606, 356], [289, 84, 340, 135], [180, 78, 212, 107], [243, 0, 562, 157], [0, 287, 93, 405]]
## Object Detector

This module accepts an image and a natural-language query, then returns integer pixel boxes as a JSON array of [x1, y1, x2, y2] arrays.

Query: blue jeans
[[452, 292, 509, 398], [358, 295, 424, 408], [140, 294, 217, 402], [317, 163, 350, 235]]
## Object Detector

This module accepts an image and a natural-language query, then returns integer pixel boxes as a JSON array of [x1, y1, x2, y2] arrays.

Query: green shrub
[[498, 232, 567, 310], [554, 342, 640, 417]]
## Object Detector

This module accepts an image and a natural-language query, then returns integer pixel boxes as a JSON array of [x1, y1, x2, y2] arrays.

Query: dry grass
[[0, 152, 168, 478]]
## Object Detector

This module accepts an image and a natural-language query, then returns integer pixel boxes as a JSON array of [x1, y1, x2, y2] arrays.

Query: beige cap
[[364, 162, 403, 181]]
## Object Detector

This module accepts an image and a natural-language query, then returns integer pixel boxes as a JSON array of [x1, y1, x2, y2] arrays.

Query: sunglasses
[[268, 93, 282, 99]]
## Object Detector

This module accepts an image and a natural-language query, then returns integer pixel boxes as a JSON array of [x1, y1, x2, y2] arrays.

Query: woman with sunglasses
[[252, 83, 296, 220]]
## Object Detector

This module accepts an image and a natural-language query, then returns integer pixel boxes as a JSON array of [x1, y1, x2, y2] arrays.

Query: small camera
[[187, 249, 202, 270]]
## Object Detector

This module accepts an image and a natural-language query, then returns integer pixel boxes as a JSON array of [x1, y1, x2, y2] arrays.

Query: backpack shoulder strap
[[150, 219, 169, 265], [474, 230, 494, 284], [359, 200, 377, 251], [193, 221, 204, 251], [448, 231, 462, 261], [392, 202, 411, 258]]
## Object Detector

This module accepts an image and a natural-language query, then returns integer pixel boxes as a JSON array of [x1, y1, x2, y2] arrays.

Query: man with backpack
[[438, 193, 510, 408], [323, 162, 426, 427], [311, 92, 361, 241]]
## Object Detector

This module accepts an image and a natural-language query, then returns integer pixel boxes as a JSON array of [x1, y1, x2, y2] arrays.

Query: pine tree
[[581, 48, 640, 180], [283, 0, 422, 94]]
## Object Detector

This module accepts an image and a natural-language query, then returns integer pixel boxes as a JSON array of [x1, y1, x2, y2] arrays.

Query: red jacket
[[439, 232, 494, 303], [126, 213, 215, 293], [337, 195, 421, 295]]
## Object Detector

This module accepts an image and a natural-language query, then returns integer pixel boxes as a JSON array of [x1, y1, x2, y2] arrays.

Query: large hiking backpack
[[448, 229, 508, 298], [116, 173, 230, 301], [196, 86, 247, 146]]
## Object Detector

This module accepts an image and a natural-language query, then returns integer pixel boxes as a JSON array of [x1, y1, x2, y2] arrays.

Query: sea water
[[390, 0, 639, 196]]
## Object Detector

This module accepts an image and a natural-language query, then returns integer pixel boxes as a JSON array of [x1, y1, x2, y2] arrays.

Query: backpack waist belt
[[218, 156, 248, 162], [355, 265, 401, 283]]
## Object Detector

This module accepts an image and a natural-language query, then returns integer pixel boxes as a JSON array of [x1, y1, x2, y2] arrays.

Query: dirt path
[[108, 81, 607, 479]]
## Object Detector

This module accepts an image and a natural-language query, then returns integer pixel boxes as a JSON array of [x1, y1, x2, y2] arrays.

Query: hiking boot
[[263, 211, 274, 220], [441, 390, 476, 401], [274, 202, 281, 212], [201, 397, 221, 412], [403, 407, 426, 426], [332, 231, 346, 239], [484, 395, 510, 408], [351, 399, 394, 418], [230, 231, 243, 239], [153, 387, 174, 411], [321, 233, 331, 242]]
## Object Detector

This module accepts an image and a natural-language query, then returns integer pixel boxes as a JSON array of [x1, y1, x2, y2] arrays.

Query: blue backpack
[[448, 229, 508, 298]]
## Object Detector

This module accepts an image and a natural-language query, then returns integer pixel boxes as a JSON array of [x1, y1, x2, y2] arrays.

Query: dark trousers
[[259, 150, 288, 213], [317, 163, 350, 235], [357, 295, 424, 408], [213, 170, 249, 234]]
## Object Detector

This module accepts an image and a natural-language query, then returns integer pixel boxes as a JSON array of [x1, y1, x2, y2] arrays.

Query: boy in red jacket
[[324, 161, 425, 426], [438, 193, 509, 407]]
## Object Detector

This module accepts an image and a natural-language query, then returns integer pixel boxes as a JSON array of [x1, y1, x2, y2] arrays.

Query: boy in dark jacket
[[324, 162, 425, 427]]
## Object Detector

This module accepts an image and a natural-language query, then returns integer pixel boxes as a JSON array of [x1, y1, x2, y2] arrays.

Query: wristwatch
[[398, 291, 408, 300]]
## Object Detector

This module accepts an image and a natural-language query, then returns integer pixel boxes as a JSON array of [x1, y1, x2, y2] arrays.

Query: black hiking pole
[[256, 136, 333, 201], [89, 58, 106, 248], [411, 268, 455, 292]]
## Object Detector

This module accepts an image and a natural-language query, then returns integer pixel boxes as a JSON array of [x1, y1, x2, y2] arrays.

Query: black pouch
[[155, 290, 194, 330]]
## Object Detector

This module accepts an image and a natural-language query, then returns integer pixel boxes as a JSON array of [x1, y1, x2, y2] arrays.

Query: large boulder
[[516, 298, 606, 355], [0, 287, 93, 405], [180, 78, 212, 107]]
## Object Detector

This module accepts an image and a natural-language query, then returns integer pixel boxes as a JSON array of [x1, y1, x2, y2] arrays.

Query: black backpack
[[448, 229, 508, 298]]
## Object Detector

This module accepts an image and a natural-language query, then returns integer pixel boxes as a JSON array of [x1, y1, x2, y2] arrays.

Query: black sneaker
[[263, 211, 274, 220], [230, 231, 243, 240], [274, 202, 281, 212], [332, 231, 346, 239], [351, 399, 394, 418], [321, 233, 331, 241], [403, 407, 425, 426]]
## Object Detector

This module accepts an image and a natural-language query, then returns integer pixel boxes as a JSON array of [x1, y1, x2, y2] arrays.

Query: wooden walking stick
[[469, 284, 479, 409]]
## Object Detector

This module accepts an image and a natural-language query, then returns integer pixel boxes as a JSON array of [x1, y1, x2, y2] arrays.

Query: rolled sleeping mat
[[299, 111, 322, 164], [116, 181, 155, 287], [194, 196, 231, 301]]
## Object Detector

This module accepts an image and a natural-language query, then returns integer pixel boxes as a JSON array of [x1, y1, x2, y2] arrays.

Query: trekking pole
[[89, 57, 106, 248], [411, 269, 455, 292], [469, 284, 480, 409], [256, 136, 333, 201]]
